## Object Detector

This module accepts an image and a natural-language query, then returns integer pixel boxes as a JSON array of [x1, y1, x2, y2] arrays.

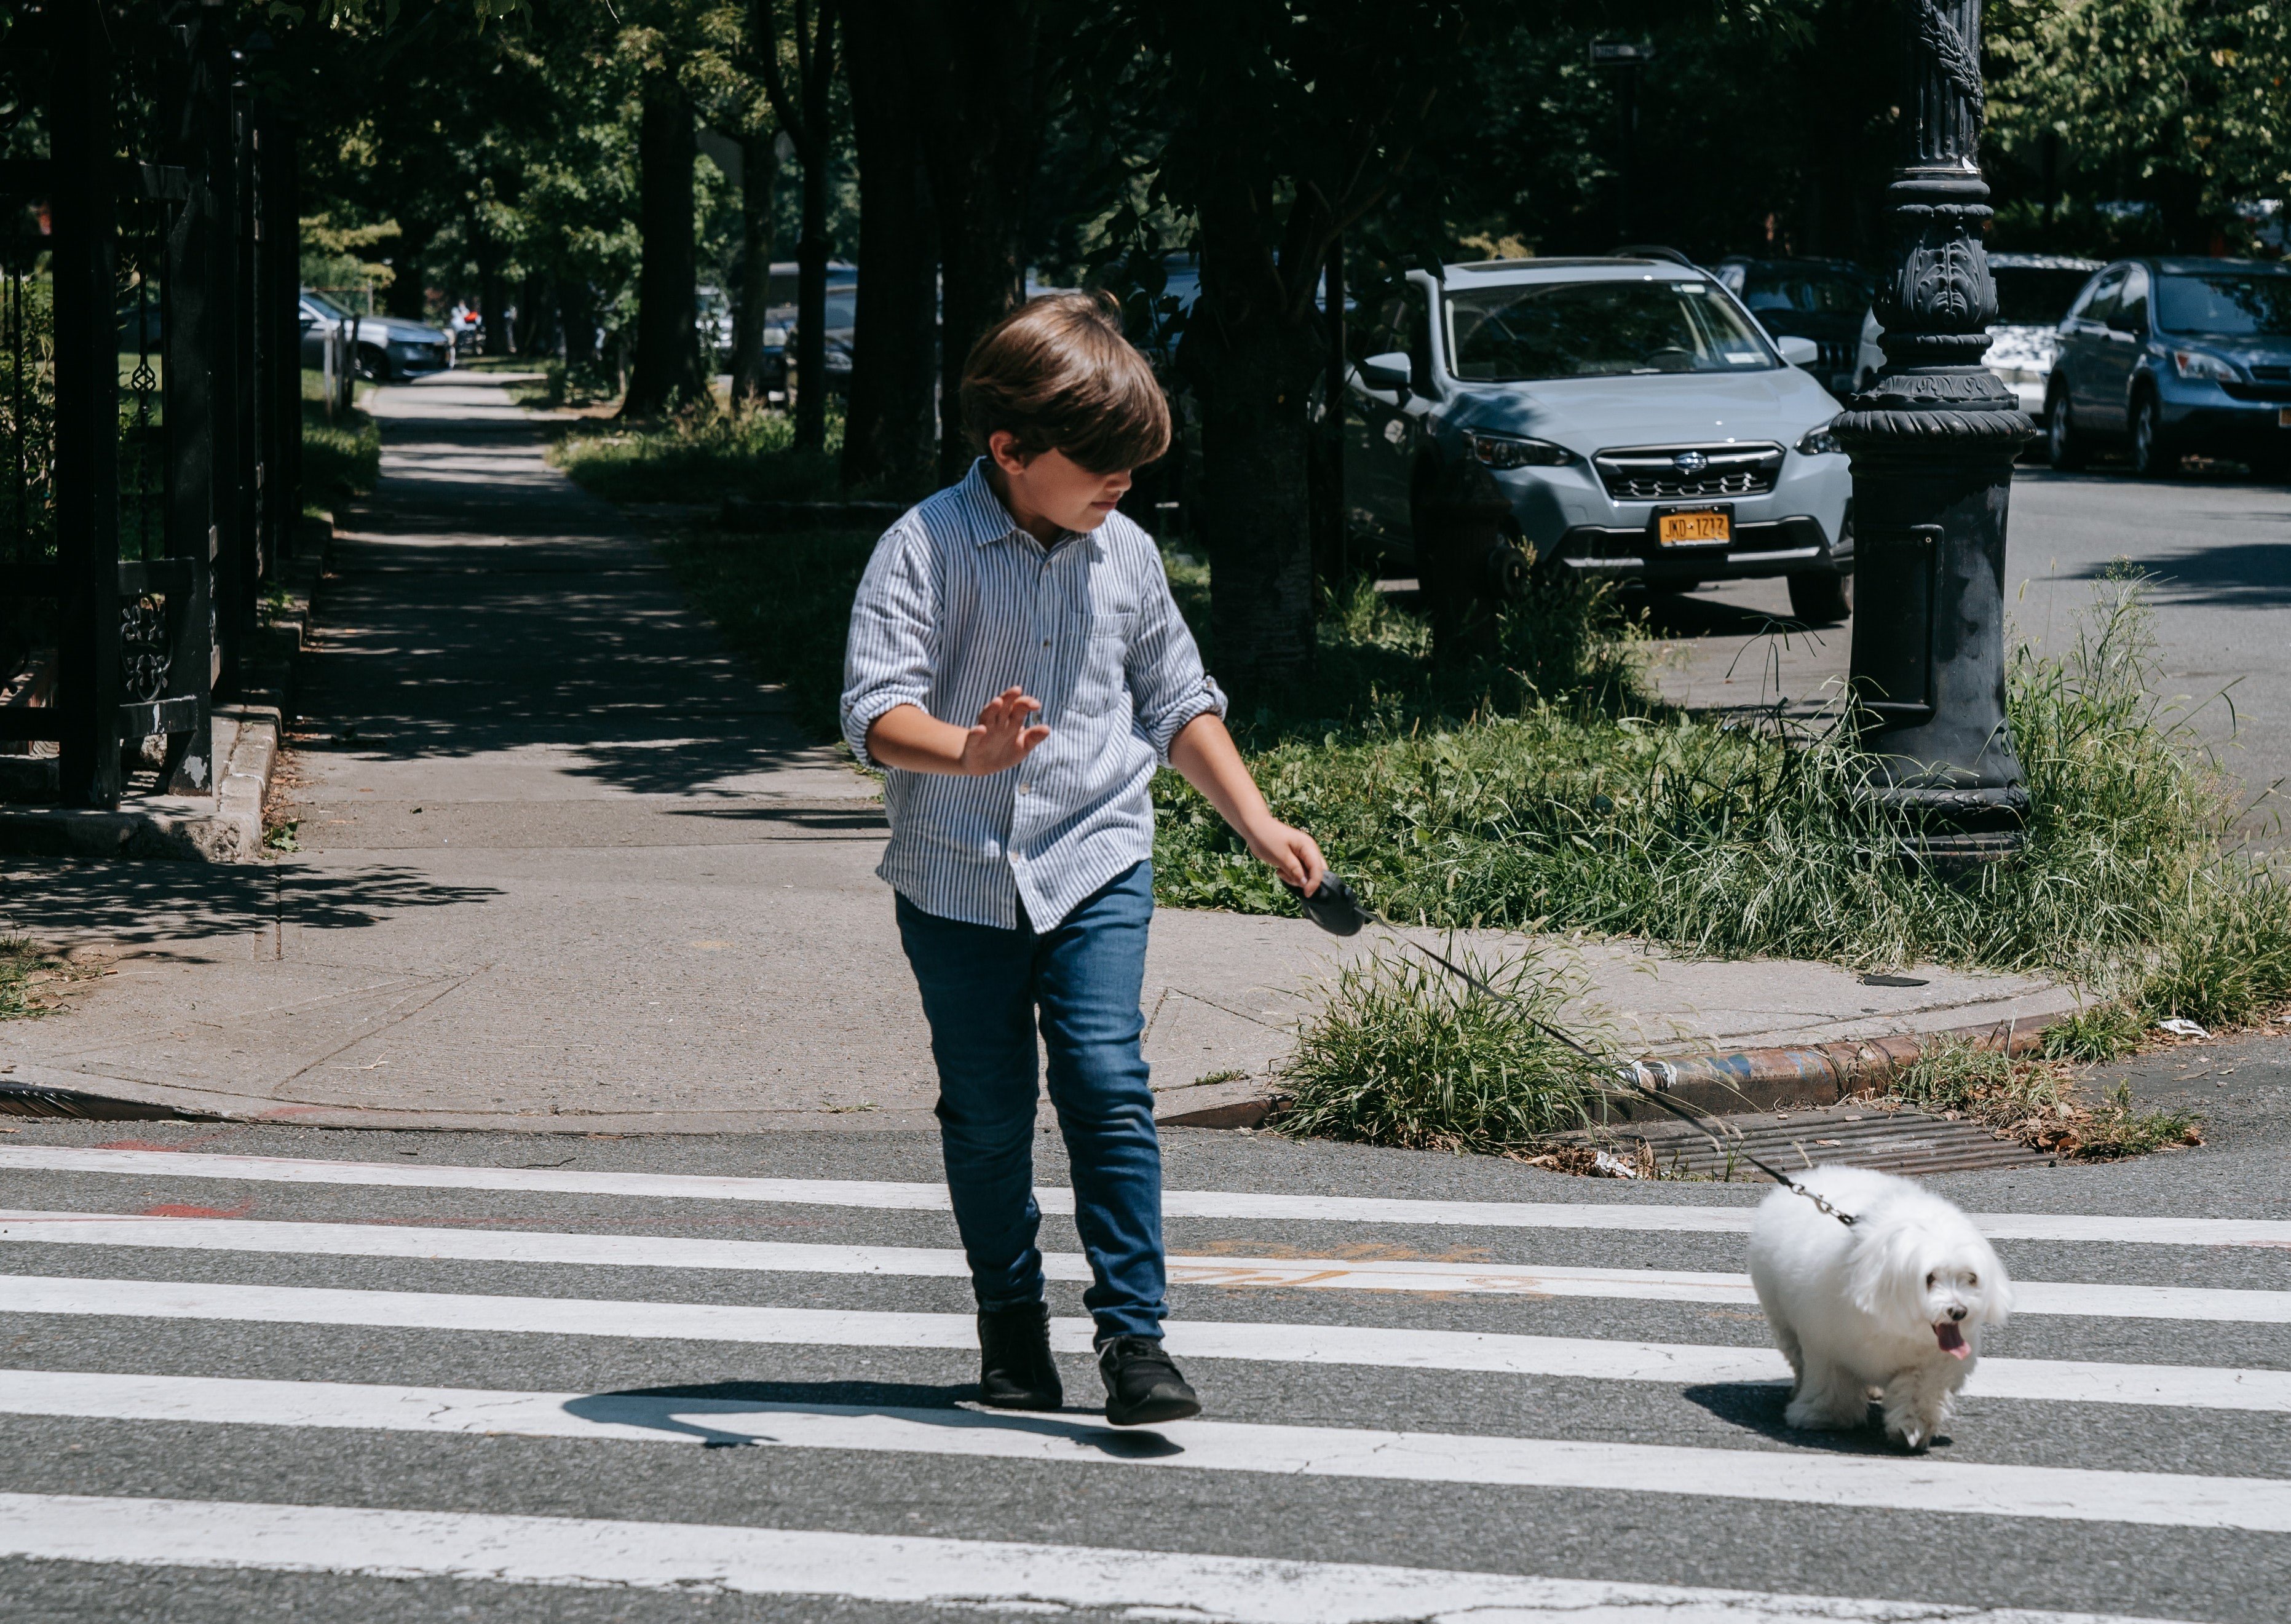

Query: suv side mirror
[[1776, 335, 1820, 368], [1358, 351, 1413, 392], [2108, 312, 2147, 338]]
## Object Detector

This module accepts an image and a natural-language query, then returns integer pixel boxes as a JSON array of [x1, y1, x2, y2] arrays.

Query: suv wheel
[[2046, 384, 2085, 470], [1787, 569, 1851, 625], [2130, 391, 2178, 478]]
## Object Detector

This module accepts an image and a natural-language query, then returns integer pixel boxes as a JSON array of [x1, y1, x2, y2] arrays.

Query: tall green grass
[[301, 394, 379, 509], [553, 405, 844, 506], [1161, 572, 2291, 1024]]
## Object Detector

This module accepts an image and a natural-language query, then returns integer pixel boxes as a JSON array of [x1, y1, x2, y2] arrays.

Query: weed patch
[[1881, 1037, 2201, 1161], [1, 937, 65, 1020]]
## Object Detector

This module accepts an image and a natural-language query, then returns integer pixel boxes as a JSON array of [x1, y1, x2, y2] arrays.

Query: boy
[[841, 290, 1325, 1425]]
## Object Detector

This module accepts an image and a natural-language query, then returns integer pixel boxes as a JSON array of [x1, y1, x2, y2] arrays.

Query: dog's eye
[[1966, 1273, 1977, 1285], [1926, 1271, 1937, 1288]]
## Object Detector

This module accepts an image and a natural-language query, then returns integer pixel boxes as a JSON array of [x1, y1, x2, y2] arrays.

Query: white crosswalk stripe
[[7, 1144, 2285, 1246], [2, 1146, 2282, 1620], [0, 1492, 2196, 1624], [7, 1209, 2282, 1320], [13, 1273, 2287, 1411], [9, 1369, 2290, 1531]]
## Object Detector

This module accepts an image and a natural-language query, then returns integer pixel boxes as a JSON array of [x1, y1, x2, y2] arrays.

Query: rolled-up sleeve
[[1126, 549, 1227, 764], [841, 521, 941, 768]]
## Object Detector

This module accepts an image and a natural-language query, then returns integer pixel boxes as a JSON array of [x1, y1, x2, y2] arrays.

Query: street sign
[[1589, 41, 1656, 66]]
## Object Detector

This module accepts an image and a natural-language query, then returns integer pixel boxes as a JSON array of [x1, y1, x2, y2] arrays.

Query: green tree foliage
[[1990, 0, 2291, 252]]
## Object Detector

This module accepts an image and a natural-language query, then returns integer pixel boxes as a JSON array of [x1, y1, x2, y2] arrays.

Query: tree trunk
[[842, 5, 939, 496], [730, 127, 780, 408], [520, 273, 553, 357], [561, 279, 598, 368], [902, 1, 1040, 483], [480, 255, 509, 355], [791, 133, 831, 450], [624, 67, 706, 418], [384, 220, 434, 320], [1179, 218, 1328, 699]]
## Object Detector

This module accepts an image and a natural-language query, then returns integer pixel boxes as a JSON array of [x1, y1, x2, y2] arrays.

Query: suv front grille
[[1593, 443, 1786, 502], [2250, 364, 2291, 382]]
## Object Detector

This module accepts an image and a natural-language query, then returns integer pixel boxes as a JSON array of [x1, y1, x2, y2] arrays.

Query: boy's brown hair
[[959, 290, 1172, 473]]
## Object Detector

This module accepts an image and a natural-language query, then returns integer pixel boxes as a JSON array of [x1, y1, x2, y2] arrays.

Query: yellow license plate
[[1658, 510, 1731, 545]]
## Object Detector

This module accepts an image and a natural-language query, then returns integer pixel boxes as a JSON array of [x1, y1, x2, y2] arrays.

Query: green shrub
[[1278, 946, 1610, 1154]]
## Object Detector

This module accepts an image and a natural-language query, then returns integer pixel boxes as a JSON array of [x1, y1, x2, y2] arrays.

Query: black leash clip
[[1284, 873, 1370, 937]]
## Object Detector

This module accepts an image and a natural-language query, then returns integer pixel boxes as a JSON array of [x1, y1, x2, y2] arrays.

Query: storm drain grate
[[1562, 1103, 2054, 1179]]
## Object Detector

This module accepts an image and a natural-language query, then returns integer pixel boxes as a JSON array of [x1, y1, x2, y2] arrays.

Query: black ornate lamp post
[[1834, 0, 2036, 863]]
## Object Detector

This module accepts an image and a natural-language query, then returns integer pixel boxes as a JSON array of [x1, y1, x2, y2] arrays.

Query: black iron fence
[[0, 1, 301, 809]]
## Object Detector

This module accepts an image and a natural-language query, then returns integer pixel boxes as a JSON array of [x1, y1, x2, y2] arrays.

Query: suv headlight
[[1463, 429, 1573, 469], [1796, 423, 1844, 456], [2172, 349, 2238, 382]]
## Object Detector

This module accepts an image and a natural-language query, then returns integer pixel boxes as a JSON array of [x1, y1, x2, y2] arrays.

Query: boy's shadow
[[562, 1379, 1183, 1459], [1681, 1382, 1951, 1454]]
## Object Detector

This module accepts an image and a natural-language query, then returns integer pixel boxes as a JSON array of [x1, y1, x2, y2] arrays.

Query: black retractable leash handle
[[1285, 875, 1856, 1226]]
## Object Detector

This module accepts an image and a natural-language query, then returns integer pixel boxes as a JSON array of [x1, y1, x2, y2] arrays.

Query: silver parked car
[[1982, 253, 2104, 422], [299, 290, 454, 381], [1346, 257, 1857, 622]]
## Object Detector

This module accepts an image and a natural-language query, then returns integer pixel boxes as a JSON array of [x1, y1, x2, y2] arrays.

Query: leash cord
[[1302, 881, 1856, 1226]]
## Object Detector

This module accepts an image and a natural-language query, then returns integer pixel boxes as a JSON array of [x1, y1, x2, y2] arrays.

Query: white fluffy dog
[[1747, 1165, 2012, 1451]]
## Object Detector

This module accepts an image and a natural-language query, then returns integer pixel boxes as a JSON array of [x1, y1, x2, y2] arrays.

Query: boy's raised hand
[[960, 687, 1051, 777]]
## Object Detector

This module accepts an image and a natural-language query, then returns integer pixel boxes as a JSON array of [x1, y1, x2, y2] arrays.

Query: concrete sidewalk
[[0, 373, 2080, 1132]]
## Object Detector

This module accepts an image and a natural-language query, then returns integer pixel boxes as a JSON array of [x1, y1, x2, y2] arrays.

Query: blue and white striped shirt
[[841, 460, 1227, 931]]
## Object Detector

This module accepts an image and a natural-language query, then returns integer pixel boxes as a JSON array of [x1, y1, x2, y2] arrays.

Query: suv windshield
[[1992, 267, 2095, 326], [1446, 280, 1773, 381], [2156, 273, 2291, 338], [1740, 269, 1868, 316]]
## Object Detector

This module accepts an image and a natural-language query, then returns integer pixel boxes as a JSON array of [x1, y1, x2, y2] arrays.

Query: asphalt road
[[2, 1041, 2284, 1623], [1647, 463, 2291, 829]]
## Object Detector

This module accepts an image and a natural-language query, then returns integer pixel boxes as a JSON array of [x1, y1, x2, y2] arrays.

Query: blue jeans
[[895, 862, 1165, 1342]]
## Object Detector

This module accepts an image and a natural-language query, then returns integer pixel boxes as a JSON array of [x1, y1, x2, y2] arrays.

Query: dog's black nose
[[1949, 1306, 1968, 1321]]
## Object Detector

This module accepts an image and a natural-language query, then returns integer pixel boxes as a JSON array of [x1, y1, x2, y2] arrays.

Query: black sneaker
[[1097, 1335, 1201, 1426], [976, 1302, 1062, 1411]]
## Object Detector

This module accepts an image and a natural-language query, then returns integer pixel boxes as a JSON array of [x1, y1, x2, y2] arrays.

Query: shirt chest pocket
[[1071, 608, 1138, 718]]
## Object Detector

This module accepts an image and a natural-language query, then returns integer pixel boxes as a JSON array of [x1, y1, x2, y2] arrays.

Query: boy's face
[[989, 435, 1132, 536]]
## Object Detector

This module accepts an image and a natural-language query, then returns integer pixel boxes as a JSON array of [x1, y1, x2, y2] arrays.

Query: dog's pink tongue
[[1934, 1321, 1969, 1359]]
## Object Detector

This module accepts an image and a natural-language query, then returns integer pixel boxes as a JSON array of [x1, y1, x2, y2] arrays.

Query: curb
[[1595, 1013, 2057, 1123], [0, 517, 327, 863], [0, 1012, 2071, 1134], [1165, 1011, 2066, 1133]]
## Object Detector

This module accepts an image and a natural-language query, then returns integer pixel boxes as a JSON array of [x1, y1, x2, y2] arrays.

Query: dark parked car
[[2047, 257, 2291, 477], [1714, 257, 1880, 397]]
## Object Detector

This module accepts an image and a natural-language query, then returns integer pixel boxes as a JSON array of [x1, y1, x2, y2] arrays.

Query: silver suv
[[1345, 257, 1856, 622]]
